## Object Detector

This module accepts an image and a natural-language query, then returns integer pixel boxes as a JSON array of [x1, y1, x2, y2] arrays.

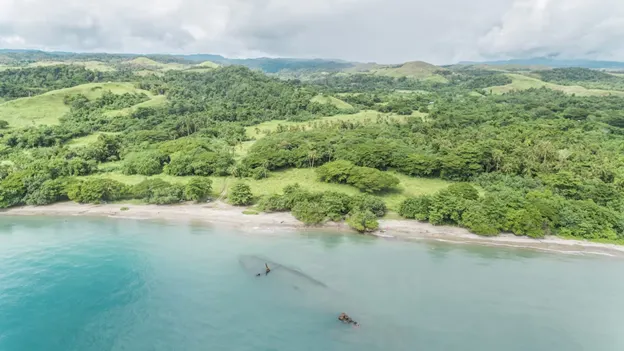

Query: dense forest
[[1, 61, 623, 242]]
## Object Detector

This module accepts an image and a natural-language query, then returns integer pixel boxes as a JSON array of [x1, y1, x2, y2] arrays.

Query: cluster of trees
[[258, 183, 385, 231], [400, 179, 623, 240], [0, 66, 130, 100], [537, 68, 624, 91], [316, 160, 399, 193]]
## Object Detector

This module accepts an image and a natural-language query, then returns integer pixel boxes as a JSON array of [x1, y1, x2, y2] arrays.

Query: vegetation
[[0, 55, 623, 242]]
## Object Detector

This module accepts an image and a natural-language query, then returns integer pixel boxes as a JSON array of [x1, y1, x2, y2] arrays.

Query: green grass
[[369, 61, 447, 80], [103, 95, 167, 117], [0, 82, 154, 128], [122, 57, 187, 71], [489, 74, 624, 97], [66, 132, 121, 148], [89, 168, 453, 211], [244, 110, 409, 140], [311, 94, 354, 110]]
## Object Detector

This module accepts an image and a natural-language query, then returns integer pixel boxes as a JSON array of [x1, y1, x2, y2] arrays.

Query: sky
[[0, 0, 622, 64]]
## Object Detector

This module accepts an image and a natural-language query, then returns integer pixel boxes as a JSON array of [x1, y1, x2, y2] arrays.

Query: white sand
[[2, 201, 623, 257]]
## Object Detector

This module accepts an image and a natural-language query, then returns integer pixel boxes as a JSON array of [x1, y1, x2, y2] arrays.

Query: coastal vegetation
[[1, 55, 624, 243]]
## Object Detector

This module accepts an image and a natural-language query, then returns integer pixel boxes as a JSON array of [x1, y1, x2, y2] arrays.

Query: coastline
[[2, 201, 623, 257]]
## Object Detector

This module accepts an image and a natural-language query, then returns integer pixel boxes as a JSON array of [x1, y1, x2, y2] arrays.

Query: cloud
[[478, 0, 624, 61], [0, 0, 622, 63]]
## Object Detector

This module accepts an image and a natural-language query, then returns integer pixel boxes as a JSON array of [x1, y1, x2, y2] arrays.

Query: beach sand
[[2, 201, 623, 257]]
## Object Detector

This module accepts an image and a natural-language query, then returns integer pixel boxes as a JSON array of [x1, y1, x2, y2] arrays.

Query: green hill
[[489, 74, 624, 97], [310, 94, 354, 110], [0, 83, 154, 128]]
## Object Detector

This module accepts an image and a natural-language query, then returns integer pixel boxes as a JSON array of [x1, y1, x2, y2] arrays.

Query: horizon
[[3, 48, 624, 67]]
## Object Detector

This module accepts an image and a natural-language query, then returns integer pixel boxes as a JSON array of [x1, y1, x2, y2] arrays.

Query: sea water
[[0, 217, 623, 351]]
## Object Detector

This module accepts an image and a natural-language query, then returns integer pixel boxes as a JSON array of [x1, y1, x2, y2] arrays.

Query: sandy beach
[[2, 201, 623, 257]]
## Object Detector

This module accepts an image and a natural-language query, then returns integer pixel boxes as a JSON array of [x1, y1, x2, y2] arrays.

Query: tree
[[67, 179, 127, 204], [399, 196, 431, 221], [347, 210, 379, 233], [292, 201, 326, 225], [184, 177, 213, 202], [229, 182, 254, 206]]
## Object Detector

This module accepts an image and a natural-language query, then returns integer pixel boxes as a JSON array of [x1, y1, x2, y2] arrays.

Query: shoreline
[[2, 202, 623, 257]]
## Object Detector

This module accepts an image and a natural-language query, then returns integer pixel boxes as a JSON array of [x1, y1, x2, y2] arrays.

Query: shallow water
[[1, 217, 623, 351]]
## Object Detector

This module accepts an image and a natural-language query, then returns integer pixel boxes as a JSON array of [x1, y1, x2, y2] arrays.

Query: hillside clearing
[[87, 168, 453, 211], [0, 83, 154, 128], [311, 94, 354, 110], [489, 74, 624, 97]]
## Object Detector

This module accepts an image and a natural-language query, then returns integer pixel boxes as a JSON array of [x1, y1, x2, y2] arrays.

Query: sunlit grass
[[0, 82, 153, 128], [490, 74, 624, 97]]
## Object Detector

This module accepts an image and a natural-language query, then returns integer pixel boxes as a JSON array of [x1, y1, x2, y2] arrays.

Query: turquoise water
[[1, 217, 623, 351]]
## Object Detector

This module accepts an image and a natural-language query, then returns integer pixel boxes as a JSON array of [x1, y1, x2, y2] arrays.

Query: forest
[[0, 61, 623, 242]]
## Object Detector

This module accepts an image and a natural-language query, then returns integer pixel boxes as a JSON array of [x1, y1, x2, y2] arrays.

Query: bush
[[0, 120, 9, 129], [0, 172, 28, 208], [164, 149, 234, 176], [24, 178, 69, 205], [149, 184, 185, 204], [258, 194, 289, 212], [316, 160, 399, 193], [346, 167, 399, 193], [184, 177, 213, 202], [347, 210, 379, 232], [122, 151, 169, 176], [350, 194, 387, 217], [321, 192, 353, 221], [229, 182, 254, 206], [316, 160, 354, 183], [67, 179, 127, 204], [131, 179, 184, 204], [399, 196, 431, 221], [292, 200, 327, 225]]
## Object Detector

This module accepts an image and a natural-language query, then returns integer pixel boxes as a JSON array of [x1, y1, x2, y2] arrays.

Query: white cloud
[[0, 0, 622, 63]]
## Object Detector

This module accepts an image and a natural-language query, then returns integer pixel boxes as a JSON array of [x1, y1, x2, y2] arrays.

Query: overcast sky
[[0, 0, 622, 64]]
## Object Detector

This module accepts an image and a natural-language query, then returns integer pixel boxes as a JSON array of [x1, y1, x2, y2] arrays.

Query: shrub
[[399, 196, 431, 221], [258, 194, 289, 212], [292, 201, 327, 225], [184, 177, 213, 202], [67, 179, 127, 204], [131, 179, 184, 204], [316, 160, 399, 193], [122, 151, 169, 176], [149, 184, 185, 204], [346, 167, 399, 193], [229, 182, 254, 206], [320, 192, 352, 221], [316, 160, 354, 183], [0, 120, 9, 129], [24, 178, 69, 206], [347, 210, 379, 233], [350, 194, 387, 217]]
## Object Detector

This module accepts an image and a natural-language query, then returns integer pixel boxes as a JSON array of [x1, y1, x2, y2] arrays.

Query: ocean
[[0, 216, 623, 351]]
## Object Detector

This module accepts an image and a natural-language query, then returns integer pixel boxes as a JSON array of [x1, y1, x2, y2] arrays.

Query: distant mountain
[[460, 58, 624, 70]]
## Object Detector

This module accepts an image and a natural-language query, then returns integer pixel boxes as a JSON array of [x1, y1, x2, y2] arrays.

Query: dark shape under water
[[238, 255, 328, 288]]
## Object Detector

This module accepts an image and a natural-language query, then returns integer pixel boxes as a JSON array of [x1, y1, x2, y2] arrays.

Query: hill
[[487, 73, 624, 97], [461, 57, 624, 70], [0, 82, 154, 128]]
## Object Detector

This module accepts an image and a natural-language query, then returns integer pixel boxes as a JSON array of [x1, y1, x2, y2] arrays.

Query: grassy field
[[122, 57, 187, 71], [87, 168, 453, 211], [489, 74, 624, 97], [0, 83, 155, 128], [66, 132, 121, 148], [103, 95, 167, 117], [311, 94, 354, 110], [244, 110, 411, 140]]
